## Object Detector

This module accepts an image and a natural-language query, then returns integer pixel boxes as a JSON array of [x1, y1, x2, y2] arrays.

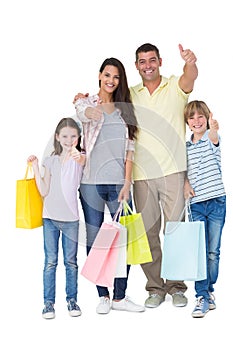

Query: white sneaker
[[112, 296, 145, 312], [96, 297, 111, 314]]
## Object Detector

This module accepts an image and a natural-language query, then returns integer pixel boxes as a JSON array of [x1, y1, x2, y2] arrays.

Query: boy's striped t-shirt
[[186, 130, 225, 204]]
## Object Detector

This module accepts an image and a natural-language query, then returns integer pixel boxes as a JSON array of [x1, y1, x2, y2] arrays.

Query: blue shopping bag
[[161, 221, 206, 281]]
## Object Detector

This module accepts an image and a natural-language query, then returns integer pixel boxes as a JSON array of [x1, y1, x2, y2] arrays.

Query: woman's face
[[99, 65, 120, 94]]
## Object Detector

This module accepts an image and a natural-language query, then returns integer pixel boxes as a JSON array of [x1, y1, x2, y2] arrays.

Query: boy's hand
[[208, 112, 219, 131]]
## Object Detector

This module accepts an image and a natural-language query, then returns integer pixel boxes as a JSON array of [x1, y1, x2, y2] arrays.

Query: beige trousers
[[133, 172, 187, 297]]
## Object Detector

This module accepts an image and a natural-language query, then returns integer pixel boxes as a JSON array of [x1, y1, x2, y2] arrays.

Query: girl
[[28, 117, 85, 319], [74, 57, 145, 314], [184, 100, 226, 318]]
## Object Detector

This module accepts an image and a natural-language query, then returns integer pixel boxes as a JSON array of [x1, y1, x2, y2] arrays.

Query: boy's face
[[187, 112, 208, 136]]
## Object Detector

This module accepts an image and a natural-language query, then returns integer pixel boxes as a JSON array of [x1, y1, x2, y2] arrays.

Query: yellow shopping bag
[[16, 163, 43, 229], [119, 201, 152, 265]]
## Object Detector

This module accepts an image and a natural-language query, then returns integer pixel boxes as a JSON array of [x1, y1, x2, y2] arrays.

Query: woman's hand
[[118, 181, 131, 202]]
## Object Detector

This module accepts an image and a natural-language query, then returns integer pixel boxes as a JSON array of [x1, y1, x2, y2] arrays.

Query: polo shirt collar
[[137, 76, 168, 92], [187, 130, 209, 146]]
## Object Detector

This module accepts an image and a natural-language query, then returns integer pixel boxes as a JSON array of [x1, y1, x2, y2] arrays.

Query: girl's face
[[187, 111, 208, 136], [99, 65, 120, 94], [56, 126, 79, 152]]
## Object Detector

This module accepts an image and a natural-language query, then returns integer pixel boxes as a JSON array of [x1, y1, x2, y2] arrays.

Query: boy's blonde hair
[[184, 100, 211, 129]]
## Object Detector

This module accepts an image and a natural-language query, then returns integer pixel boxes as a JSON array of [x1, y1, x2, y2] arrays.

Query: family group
[[28, 42, 226, 320]]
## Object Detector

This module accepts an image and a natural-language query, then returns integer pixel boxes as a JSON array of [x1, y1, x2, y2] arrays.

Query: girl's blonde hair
[[184, 100, 211, 129]]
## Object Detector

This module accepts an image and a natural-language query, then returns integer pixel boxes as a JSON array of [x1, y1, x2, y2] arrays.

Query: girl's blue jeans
[[190, 195, 226, 300], [79, 184, 131, 300], [43, 219, 79, 304]]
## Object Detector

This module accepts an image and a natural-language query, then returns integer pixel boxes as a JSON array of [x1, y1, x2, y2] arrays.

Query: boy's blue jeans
[[43, 219, 79, 304], [190, 195, 226, 300], [80, 184, 131, 300]]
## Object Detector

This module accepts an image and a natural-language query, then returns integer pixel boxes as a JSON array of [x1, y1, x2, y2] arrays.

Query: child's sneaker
[[208, 293, 216, 310], [42, 301, 55, 319], [67, 298, 82, 317], [192, 296, 209, 318]]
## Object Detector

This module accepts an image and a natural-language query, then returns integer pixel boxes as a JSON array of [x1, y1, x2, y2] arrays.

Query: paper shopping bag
[[81, 222, 121, 287], [110, 221, 127, 278], [119, 201, 152, 265], [161, 221, 206, 281], [16, 164, 43, 229]]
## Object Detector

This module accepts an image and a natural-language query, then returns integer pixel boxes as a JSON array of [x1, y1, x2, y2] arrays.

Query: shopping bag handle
[[112, 201, 124, 222], [25, 163, 35, 179], [186, 199, 193, 222], [121, 200, 133, 216], [177, 199, 193, 222]]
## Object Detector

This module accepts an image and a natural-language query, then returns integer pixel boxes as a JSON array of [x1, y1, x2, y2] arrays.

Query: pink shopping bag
[[81, 222, 121, 287]]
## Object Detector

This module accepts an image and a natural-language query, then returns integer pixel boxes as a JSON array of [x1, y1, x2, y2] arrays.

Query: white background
[[1, 0, 232, 348]]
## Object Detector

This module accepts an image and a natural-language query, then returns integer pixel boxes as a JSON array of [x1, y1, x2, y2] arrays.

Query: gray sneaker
[[67, 298, 82, 317], [172, 291, 188, 307], [145, 294, 165, 308], [42, 301, 55, 319]]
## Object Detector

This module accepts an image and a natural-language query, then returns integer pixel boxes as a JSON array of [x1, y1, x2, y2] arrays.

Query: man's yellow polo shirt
[[130, 76, 189, 181]]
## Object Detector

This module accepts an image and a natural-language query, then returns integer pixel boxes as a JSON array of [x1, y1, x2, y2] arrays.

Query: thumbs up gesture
[[208, 112, 219, 145], [208, 112, 219, 131], [178, 44, 197, 64], [70, 142, 81, 160]]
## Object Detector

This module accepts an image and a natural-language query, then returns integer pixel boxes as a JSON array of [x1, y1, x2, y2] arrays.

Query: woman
[[74, 57, 145, 314]]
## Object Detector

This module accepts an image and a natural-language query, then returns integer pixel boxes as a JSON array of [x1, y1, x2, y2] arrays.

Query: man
[[130, 43, 198, 308]]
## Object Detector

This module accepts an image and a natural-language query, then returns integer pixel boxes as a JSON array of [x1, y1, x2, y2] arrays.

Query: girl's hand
[[70, 146, 81, 160], [27, 155, 38, 165]]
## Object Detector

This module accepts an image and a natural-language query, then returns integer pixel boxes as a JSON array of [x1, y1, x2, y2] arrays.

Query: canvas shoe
[[208, 293, 216, 310], [67, 299, 82, 317], [112, 296, 145, 312], [192, 296, 209, 318], [172, 291, 188, 307], [145, 294, 165, 308], [96, 297, 111, 314], [42, 301, 55, 319]]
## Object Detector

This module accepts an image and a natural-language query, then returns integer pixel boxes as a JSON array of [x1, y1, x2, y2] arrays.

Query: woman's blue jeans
[[43, 219, 79, 304], [79, 184, 131, 300], [190, 196, 226, 300]]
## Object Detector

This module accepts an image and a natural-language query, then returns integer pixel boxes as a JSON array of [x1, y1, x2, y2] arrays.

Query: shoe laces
[[173, 291, 184, 296], [100, 297, 110, 304], [150, 293, 160, 298], [44, 301, 54, 312], [195, 296, 204, 309], [68, 299, 78, 310]]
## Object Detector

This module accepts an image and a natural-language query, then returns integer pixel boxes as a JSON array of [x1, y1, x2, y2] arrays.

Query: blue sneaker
[[208, 293, 216, 310], [67, 299, 82, 317], [192, 296, 209, 318], [42, 301, 55, 319]]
